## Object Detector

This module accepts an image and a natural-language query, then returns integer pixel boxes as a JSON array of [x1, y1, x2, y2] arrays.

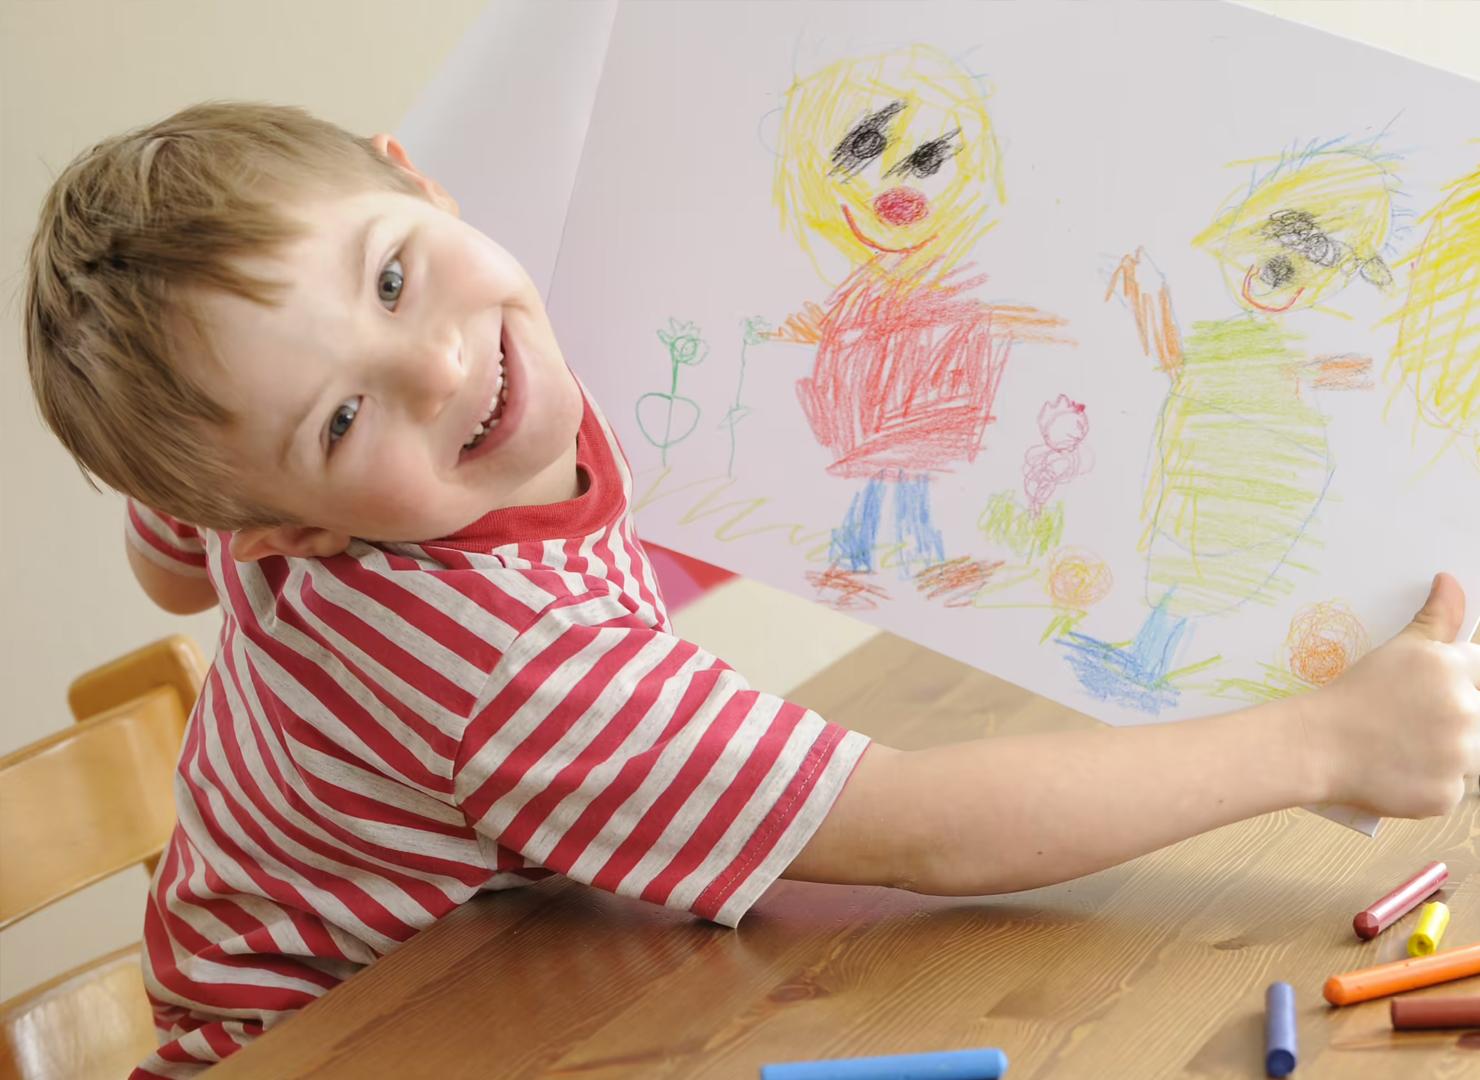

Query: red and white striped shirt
[[123, 386, 869, 1077]]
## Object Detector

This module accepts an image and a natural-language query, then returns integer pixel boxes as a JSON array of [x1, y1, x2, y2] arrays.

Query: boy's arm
[[785, 574, 1480, 897], [126, 537, 219, 615]]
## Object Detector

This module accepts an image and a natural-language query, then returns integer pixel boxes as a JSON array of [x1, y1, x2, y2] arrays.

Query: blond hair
[[24, 101, 426, 530]]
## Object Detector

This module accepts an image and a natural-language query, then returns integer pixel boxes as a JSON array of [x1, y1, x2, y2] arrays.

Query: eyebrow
[[348, 214, 381, 306], [274, 215, 383, 471]]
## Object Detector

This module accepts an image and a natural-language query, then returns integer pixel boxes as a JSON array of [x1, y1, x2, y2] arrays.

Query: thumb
[[1407, 572, 1465, 643]]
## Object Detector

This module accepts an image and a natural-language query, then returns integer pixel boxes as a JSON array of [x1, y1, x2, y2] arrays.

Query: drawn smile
[[1240, 264, 1304, 312], [841, 204, 936, 254]]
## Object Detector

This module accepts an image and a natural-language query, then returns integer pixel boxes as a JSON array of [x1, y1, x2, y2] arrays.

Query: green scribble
[[633, 467, 833, 554], [636, 318, 708, 466], [1144, 317, 1331, 618], [977, 493, 1064, 560], [720, 316, 771, 476], [1201, 664, 1309, 705]]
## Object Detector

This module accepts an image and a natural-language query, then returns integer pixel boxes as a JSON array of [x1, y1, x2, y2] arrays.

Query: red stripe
[[693, 723, 849, 919], [216, 560, 449, 791], [640, 699, 805, 905], [455, 606, 630, 804], [533, 642, 709, 877], [218, 632, 487, 880], [313, 559, 493, 709], [205, 672, 464, 918], [177, 704, 418, 943], [494, 637, 699, 856], [589, 673, 751, 894], [127, 501, 207, 570], [458, 618, 651, 822]]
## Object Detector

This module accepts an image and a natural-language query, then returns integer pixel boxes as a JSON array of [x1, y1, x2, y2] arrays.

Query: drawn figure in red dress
[[770, 45, 1067, 609]]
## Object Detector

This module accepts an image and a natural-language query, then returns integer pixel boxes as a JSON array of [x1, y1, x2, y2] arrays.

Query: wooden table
[[211, 630, 1480, 1078]]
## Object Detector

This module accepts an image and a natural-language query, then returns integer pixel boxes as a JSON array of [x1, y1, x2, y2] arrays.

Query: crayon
[[1324, 942, 1480, 1005], [759, 1047, 1008, 1079], [1390, 995, 1480, 1029], [1353, 861, 1447, 939], [1408, 901, 1451, 957], [1264, 981, 1297, 1078]]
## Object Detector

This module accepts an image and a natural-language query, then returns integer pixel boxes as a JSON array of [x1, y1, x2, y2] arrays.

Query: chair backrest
[[0, 635, 205, 1080]]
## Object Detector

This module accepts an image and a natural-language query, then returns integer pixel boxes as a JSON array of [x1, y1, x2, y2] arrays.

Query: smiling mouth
[[1240, 264, 1304, 313], [841, 204, 936, 255], [461, 337, 510, 453]]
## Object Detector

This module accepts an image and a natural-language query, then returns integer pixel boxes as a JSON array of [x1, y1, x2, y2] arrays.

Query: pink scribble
[[1022, 394, 1090, 516]]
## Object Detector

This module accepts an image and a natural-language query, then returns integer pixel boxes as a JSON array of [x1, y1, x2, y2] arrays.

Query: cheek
[[339, 441, 435, 519]]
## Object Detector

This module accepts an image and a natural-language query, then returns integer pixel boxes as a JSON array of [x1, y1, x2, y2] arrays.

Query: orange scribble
[[1286, 600, 1369, 686], [804, 567, 892, 611], [768, 301, 828, 345], [1310, 353, 1374, 391], [1107, 249, 1183, 375], [1046, 548, 1113, 609], [914, 556, 1003, 607]]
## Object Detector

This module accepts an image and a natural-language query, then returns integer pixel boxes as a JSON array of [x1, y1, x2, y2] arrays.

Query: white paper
[[398, 0, 618, 298], [413, 1, 1480, 836]]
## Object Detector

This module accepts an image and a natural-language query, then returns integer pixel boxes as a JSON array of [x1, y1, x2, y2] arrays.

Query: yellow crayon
[[1408, 901, 1451, 957]]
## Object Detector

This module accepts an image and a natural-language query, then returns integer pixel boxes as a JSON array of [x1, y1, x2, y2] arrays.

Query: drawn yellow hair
[[774, 45, 1003, 282], [1382, 166, 1480, 469], [1194, 144, 1400, 314]]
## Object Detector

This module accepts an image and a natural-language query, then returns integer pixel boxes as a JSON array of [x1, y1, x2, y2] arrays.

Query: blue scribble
[[829, 473, 946, 576], [893, 474, 945, 577], [1058, 593, 1190, 714], [831, 477, 887, 571]]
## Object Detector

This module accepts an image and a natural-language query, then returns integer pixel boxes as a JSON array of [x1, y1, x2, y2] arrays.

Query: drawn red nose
[[873, 187, 928, 226]]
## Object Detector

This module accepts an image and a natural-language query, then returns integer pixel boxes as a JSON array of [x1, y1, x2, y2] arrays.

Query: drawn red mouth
[[841, 204, 936, 255]]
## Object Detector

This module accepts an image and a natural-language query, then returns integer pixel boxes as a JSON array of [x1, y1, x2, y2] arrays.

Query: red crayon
[[1390, 996, 1480, 1029], [1353, 861, 1447, 940]]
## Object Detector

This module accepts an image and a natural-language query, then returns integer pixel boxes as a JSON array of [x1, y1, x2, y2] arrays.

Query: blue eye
[[377, 256, 404, 309], [328, 396, 360, 450]]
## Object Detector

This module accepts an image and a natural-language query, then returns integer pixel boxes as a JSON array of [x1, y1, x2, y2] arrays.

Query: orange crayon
[[1324, 943, 1480, 1006]]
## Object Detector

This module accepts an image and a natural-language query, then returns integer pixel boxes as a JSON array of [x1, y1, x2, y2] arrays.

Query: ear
[[229, 524, 353, 563], [370, 133, 460, 217]]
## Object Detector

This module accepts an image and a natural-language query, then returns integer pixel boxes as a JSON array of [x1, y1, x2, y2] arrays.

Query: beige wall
[[0, 0, 490, 1000], [1, 0, 1476, 1002]]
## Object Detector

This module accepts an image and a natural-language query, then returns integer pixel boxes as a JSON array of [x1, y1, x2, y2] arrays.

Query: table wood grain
[[210, 630, 1480, 1079]]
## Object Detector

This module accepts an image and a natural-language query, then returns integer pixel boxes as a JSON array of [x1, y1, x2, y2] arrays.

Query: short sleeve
[[125, 497, 209, 578], [453, 590, 870, 927]]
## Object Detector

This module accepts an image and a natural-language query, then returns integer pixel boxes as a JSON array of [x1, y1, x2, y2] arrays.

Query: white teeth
[[462, 352, 508, 451]]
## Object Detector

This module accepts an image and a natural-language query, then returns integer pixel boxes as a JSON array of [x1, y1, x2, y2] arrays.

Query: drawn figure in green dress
[[1062, 138, 1401, 714]]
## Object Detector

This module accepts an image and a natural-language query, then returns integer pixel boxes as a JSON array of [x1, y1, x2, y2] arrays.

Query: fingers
[[1408, 572, 1466, 644]]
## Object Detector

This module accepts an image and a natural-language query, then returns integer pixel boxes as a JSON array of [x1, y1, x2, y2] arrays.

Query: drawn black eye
[[831, 100, 905, 178], [848, 128, 886, 160], [1260, 255, 1296, 288], [887, 130, 960, 180]]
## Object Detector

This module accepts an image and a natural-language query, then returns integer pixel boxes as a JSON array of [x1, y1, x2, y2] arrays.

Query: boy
[[24, 103, 1480, 1077]]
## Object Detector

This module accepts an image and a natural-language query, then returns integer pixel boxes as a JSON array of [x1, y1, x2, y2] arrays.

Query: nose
[[381, 332, 463, 421], [873, 187, 929, 227]]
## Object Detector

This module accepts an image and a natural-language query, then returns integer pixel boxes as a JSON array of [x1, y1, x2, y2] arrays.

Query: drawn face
[[775, 45, 1003, 279], [1194, 149, 1398, 314]]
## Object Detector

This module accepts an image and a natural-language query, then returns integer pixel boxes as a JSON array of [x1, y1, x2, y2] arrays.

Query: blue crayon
[[1265, 981, 1297, 1077], [760, 1047, 1007, 1080]]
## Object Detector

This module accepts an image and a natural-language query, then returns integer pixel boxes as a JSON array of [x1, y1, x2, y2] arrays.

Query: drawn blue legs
[[893, 474, 945, 576], [830, 473, 945, 576], [1058, 592, 1190, 714]]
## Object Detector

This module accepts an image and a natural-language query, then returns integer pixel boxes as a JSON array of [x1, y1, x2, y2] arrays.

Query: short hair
[[24, 101, 426, 531]]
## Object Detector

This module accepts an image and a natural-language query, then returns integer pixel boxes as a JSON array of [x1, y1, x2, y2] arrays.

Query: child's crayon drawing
[[522, 0, 1480, 746]]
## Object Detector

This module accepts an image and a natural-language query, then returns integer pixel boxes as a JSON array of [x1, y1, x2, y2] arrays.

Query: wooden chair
[[0, 635, 206, 1080]]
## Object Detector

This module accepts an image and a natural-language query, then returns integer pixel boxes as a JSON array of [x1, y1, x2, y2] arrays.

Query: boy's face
[[184, 137, 584, 561]]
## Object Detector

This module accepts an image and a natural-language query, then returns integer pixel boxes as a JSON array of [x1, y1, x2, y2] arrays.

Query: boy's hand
[[1305, 573, 1480, 818]]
